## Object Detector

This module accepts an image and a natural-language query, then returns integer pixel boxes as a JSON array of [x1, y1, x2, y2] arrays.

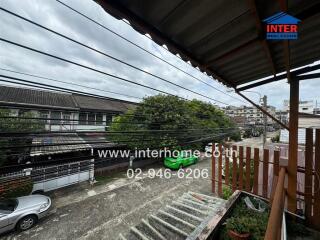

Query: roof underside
[[95, 0, 320, 88]]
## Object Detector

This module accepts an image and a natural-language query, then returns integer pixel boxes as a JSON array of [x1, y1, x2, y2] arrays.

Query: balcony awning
[[95, 0, 320, 89]]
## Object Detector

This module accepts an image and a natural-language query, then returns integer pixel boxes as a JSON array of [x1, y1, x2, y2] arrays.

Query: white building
[[223, 105, 276, 126], [283, 100, 314, 114]]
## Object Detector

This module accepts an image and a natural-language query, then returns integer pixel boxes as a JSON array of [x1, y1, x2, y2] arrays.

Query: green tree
[[109, 95, 240, 150], [0, 109, 45, 166]]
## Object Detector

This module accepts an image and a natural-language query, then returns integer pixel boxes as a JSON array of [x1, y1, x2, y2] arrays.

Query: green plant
[[0, 109, 45, 167], [0, 177, 33, 199], [109, 95, 239, 150], [226, 216, 253, 234], [219, 196, 270, 240], [222, 185, 233, 200]]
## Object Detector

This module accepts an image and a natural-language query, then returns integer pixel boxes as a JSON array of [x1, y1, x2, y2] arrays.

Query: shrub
[[226, 216, 253, 234], [226, 197, 270, 240], [0, 177, 33, 199], [222, 185, 233, 200]]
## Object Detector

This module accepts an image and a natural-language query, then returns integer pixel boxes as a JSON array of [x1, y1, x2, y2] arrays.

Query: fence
[[211, 128, 320, 231], [0, 159, 94, 195]]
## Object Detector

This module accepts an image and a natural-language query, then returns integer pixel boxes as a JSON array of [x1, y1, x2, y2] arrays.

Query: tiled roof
[[0, 85, 137, 112], [72, 94, 135, 112], [0, 85, 77, 109]]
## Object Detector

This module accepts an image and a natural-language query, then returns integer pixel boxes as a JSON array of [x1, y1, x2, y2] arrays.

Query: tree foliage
[[0, 109, 45, 167], [109, 95, 240, 150]]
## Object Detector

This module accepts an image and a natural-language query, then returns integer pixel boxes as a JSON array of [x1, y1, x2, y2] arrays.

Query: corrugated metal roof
[[30, 133, 118, 156], [95, 0, 320, 88], [30, 134, 91, 156]]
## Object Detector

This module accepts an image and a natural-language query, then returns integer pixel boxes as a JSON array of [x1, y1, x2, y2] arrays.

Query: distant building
[[283, 100, 314, 114], [275, 110, 288, 125], [223, 105, 276, 126]]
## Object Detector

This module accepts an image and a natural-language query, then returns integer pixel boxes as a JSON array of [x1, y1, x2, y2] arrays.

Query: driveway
[[1, 157, 212, 240]]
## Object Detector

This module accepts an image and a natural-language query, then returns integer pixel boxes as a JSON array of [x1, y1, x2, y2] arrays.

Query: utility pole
[[261, 95, 267, 148]]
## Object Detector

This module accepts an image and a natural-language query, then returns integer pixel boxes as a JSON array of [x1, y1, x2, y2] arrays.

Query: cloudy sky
[[0, 0, 319, 110]]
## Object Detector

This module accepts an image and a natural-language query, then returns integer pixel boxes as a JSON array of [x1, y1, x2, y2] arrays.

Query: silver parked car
[[0, 195, 51, 234]]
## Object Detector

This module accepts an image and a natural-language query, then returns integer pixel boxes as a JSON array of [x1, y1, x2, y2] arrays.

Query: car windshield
[[0, 199, 18, 213]]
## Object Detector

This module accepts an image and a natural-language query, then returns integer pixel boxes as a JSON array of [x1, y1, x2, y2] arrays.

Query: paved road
[[1, 157, 212, 240]]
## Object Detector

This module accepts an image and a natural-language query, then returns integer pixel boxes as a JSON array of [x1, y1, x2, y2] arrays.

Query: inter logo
[[263, 12, 301, 40]]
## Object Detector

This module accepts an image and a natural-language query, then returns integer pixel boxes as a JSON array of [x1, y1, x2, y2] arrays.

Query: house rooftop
[[0, 85, 137, 112], [0, 85, 78, 110]]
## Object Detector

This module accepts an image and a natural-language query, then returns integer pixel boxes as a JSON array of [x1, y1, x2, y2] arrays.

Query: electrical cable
[[0, 67, 142, 101], [0, 7, 240, 105], [55, 0, 246, 104]]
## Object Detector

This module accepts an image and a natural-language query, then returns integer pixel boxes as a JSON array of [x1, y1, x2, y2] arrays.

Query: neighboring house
[[0, 85, 137, 192], [283, 100, 314, 115], [0, 85, 136, 132], [280, 113, 320, 144]]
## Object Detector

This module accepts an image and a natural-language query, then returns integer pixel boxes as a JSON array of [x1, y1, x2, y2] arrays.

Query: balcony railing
[[211, 128, 320, 237], [265, 167, 286, 240]]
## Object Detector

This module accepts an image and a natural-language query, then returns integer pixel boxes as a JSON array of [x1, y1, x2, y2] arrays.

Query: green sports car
[[164, 152, 198, 169]]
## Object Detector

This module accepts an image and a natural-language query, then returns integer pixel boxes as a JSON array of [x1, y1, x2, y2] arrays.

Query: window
[[62, 112, 71, 124], [302, 107, 309, 110], [79, 112, 87, 125], [88, 113, 95, 124], [96, 113, 103, 125], [51, 111, 61, 124], [18, 109, 31, 117], [39, 111, 50, 123]]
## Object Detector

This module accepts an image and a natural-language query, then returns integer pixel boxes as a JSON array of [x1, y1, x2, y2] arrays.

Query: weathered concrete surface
[[1, 157, 213, 240]]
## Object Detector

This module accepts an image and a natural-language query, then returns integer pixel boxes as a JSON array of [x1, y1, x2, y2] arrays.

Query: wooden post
[[225, 144, 230, 186], [313, 129, 320, 229], [263, 149, 269, 198], [274, 150, 280, 177], [264, 167, 286, 240], [211, 143, 216, 193], [245, 147, 251, 192], [232, 145, 238, 191], [270, 150, 280, 202], [253, 148, 259, 195], [305, 128, 313, 224], [239, 146, 244, 190], [218, 144, 223, 196], [287, 79, 299, 213]]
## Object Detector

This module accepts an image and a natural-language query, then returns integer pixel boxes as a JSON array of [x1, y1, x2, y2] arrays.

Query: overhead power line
[[0, 37, 188, 99], [55, 0, 246, 104], [0, 74, 230, 120], [0, 7, 230, 105], [0, 130, 238, 151], [0, 67, 142, 101]]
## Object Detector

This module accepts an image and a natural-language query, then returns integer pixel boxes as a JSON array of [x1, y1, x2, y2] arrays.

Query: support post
[[262, 95, 267, 148], [287, 78, 299, 213]]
